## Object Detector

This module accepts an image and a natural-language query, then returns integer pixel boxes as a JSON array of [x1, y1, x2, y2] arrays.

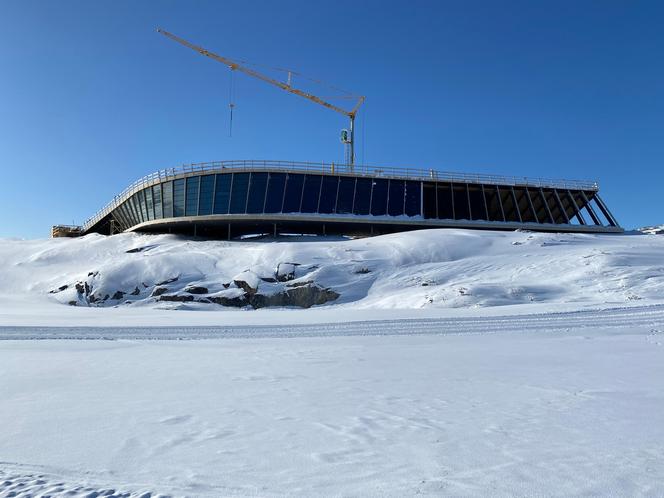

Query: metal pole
[[349, 115, 355, 170]]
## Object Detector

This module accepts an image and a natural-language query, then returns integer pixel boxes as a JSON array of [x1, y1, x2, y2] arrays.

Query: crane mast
[[157, 28, 365, 166]]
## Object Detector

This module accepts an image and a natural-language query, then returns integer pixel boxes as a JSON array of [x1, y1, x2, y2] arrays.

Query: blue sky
[[1, 0, 662, 237]]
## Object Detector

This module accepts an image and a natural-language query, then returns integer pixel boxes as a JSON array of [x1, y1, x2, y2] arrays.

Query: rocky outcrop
[[184, 286, 208, 295], [158, 294, 194, 303], [52, 262, 340, 310]]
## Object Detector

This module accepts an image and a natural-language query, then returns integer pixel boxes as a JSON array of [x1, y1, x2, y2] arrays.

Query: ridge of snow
[[1, 228, 664, 326]]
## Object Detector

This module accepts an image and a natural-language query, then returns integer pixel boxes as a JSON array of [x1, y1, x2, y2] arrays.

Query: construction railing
[[83, 159, 599, 231]]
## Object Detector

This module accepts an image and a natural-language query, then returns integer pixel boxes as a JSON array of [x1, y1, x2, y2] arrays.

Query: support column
[[593, 194, 619, 227], [495, 186, 506, 222], [553, 190, 570, 223], [566, 190, 586, 225], [539, 189, 554, 224], [524, 188, 538, 223], [510, 187, 522, 222], [580, 191, 602, 225]]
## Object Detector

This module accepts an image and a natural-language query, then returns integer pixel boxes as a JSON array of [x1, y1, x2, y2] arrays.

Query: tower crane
[[157, 28, 365, 167]]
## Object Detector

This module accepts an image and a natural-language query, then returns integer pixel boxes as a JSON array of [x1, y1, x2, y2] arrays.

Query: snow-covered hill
[[640, 224, 664, 235], [3, 229, 664, 497], [1, 228, 664, 325]]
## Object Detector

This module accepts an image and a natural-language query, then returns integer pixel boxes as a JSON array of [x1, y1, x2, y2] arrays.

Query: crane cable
[[228, 68, 235, 138]]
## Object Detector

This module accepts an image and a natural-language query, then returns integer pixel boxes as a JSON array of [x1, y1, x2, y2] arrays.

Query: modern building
[[80, 160, 621, 238]]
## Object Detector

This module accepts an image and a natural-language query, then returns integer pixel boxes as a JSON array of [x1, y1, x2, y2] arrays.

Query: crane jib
[[156, 27, 365, 166]]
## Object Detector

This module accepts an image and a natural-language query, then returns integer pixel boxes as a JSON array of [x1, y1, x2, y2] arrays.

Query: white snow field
[[2, 229, 664, 497]]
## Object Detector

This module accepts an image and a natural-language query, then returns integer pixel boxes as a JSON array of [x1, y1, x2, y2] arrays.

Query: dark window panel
[[185, 176, 200, 216], [247, 172, 268, 214], [229, 173, 250, 214], [318, 176, 339, 214], [500, 188, 520, 222], [353, 178, 372, 215], [370, 179, 388, 216], [336, 177, 355, 214], [153, 184, 163, 219], [301, 175, 322, 213], [125, 199, 137, 225], [387, 180, 405, 216], [213, 174, 231, 214], [404, 181, 421, 217], [144, 187, 154, 221], [484, 186, 504, 222], [530, 188, 550, 223], [283, 174, 304, 213], [173, 179, 185, 217], [114, 204, 128, 229], [468, 186, 486, 221], [437, 183, 454, 219], [162, 181, 174, 218], [132, 192, 141, 223], [121, 203, 133, 227], [514, 188, 535, 222], [264, 173, 286, 213], [138, 190, 148, 222], [198, 175, 215, 216], [422, 182, 437, 219], [453, 185, 470, 220], [543, 189, 564, 223]]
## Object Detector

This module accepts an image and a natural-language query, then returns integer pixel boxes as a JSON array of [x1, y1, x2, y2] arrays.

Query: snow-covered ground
[[2, 228, 664, 325], [2, 229, 664, 497]]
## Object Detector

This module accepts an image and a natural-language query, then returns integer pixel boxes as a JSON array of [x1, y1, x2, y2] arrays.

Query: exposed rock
[[49, 284, 69, 294], [184, 286, 208, 295], [209, 296, 249, 308], [126, 247, 146, 253], [209, 295, 249, 307], [275, 262, 300, 282], [260, 277, 278, 283], [151, 287, 168, 297], [130, 287, 141, 296], [222, 282, 231, 289], [286, 280, 313, 288], [354, 267, 371, 274], [75, 282, 85, 294], [68, 300, 77, 306], [233, 271, 261, 294], [250, 285, 339, 309], [111, 291, 125, 300], [156, 276, 179, 286], [158, 294, 194, 302]]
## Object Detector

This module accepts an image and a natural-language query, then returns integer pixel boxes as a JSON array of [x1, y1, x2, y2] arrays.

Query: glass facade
[[173, 179, 185, 217], [185, 176, 200, 217], [229, 173, 249, 214], [109, 170, 610, 232], [198, 175, 214, 216]]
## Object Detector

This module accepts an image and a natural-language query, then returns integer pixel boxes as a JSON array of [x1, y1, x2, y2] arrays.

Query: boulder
[[151, 287, 168, 297]]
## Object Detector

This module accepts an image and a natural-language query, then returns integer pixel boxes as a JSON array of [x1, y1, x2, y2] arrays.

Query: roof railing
[[83, 159, 600, 231]]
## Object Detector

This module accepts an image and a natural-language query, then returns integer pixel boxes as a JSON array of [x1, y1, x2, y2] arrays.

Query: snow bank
[[1, 229, 664, 325]]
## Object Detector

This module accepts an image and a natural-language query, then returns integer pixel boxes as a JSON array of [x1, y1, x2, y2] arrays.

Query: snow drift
[[1, 228, 664, 320]]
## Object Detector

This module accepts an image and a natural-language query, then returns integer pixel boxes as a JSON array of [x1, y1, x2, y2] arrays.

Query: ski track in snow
[[3, 230, 664, 496], [1, 303, 664, 340], [2, 308, 664, 497]]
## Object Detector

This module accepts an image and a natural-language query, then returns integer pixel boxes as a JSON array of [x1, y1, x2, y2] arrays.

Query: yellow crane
[[157, 28, 365, 167]]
